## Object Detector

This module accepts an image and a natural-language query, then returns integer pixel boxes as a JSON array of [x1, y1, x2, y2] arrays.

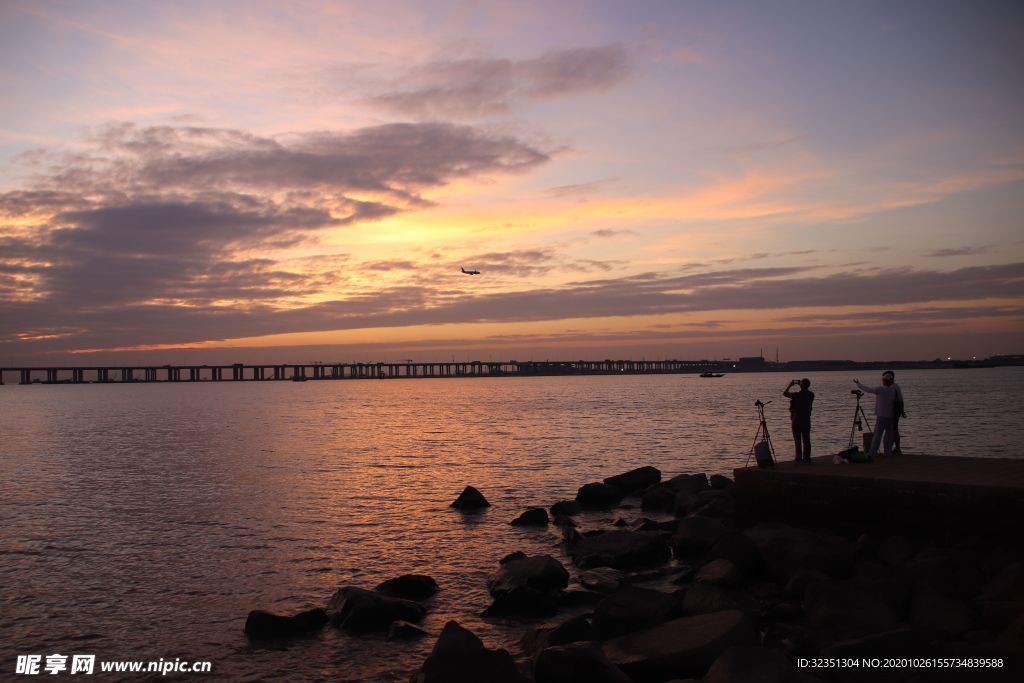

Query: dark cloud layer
[[366, 45, 631, 118]]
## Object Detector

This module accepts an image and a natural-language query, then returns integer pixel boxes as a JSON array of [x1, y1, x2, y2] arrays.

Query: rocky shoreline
[[245, 467, 1022, 682]]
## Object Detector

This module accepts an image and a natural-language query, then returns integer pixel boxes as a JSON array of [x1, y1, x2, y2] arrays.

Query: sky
[[1, 0, 1023, 365]]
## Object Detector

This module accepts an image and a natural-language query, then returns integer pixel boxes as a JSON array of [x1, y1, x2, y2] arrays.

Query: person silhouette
[[783, 378, 814, 464], [854, 371, 904, 456]]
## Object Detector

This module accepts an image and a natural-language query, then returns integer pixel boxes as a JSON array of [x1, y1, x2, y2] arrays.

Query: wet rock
[[560, 588, 606, 608], [579, 567, 626, 593], [672, 515, 729, 559], [551, 500, 583, 517], [388, 620, 429, 640], [535, 643, 632, 683], [668, 473, 710, 494], [511, 508, 550, 526], [327, 587, 425, 633], [696, 558, 743, 587], [483, 588, 562, 617], [570, 530, 671, 570], [693, 489, 736, 518], [709, 474, 733, 490], [804, 579, 903, 641], [634, 517, 679, 533], [641, 484, 678, 513], [909, 583, 976, 637], [593, 586, 679, 639], [549, 614, 599, 646], [411, 620, 529, 683], [745, 522, 855, 582], [576, 482, 623, 509], [374, 574, 439, 600], [488, 555, 570, 596], [450, 486, 490, 511], [602, 610, 756, 681], [705, 533, 762, 577], [703, 646, 797, 683], [604, 466, 661, 495], [681, 583, 756, 616], [501, 551, 528, 564], [553, 514, 578, 529], [243, 608, 328, 639]]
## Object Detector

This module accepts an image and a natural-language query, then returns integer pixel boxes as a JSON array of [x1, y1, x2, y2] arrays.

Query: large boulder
[[576, 483, 624, 509], [695, 559, 743, 587], [535, 643, 632, 683], [327, 587, 425, 633], [704, 533, 762, 577], [804, 579, 903, 641], [243, 608, 328, 639], [604, 466, 661, 495], [511, 508, 550, 526], [681, 583, 756, 616], [451, 486, 490, 510], [579, 567, 626, 593], [906, 547, 987, 599], [551, 500, 583, 517], [411, 621, 529, 683], [641, 484, 677, 513], [483, 588, 562, 617], [374, 574, 439, 600], [388, 620, 429, 640], [745, 523, 856, 582], [592, 587, 679, 639], [673, 515, 729, 559], [487, 555, 570, 596], [703, 646, 797, 683], [909, 583, 976, 637], [602, 610, 757, 681], [709, 474, 733, 490], [570, 530, 671, 570], [668, 473, 710, 494]]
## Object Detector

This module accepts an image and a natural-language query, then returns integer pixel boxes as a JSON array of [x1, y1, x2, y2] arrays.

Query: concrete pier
[[734, 453, 1024, 537]]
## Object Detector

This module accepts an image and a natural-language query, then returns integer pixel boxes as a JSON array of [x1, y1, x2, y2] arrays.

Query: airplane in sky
[[461, 267, 480, 275]]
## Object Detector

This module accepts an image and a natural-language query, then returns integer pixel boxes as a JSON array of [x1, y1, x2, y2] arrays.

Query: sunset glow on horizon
[[2, 0, 1023, 365]]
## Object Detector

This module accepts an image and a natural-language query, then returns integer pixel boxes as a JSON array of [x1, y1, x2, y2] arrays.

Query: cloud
[[364, 45, 631, 118], [924, 246, 991, 257]]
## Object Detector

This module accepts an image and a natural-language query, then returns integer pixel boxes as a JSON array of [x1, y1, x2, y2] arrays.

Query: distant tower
[[776, 347, 779, 363]]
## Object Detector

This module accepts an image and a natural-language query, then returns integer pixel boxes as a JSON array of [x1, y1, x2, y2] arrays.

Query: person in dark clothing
[[783, 378, 814, 464]]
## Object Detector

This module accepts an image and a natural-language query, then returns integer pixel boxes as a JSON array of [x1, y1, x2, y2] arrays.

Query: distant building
[[737, 356, 766, 370]]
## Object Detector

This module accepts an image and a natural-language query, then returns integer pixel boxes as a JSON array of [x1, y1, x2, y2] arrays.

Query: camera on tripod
[[851, 389, 863, 398], [754, 399, 765, 407]]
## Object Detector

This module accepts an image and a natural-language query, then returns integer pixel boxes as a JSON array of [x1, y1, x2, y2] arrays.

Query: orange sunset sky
[[1, 0, 1023, 365]]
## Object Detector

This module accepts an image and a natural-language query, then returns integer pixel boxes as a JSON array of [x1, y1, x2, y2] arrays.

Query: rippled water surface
[[2, 368, 1022, 680]]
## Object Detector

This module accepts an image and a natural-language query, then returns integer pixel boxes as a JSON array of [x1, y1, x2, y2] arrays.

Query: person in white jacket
[[854, 371, 904, 456]]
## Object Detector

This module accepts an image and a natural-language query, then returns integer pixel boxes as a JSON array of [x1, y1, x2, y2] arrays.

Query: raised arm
[[783, 379, 799, 398], [854, 379, 879, 394]]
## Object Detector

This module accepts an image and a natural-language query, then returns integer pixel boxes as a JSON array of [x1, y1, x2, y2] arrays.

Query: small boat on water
[[699, 372, 725, 378]]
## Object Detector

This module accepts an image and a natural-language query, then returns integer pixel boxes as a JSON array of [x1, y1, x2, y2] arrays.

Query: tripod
[[745, 400, 776, 467], [847, 390, 871, 451]]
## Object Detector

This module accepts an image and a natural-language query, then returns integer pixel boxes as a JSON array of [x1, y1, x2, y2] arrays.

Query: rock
[[327, 587, 425, 633], [560, 588, 606, 608], [550, 614, 600, 646], [822, 627, 925, 659], [487, 555, 570, 596], [696, 559, 743, 587], [551, 500, 583, 517], [604, 466, 661, 495], [673, 491, 704, 517], [672, 515, 729, 559], [593, 586, 679, 639], [784, 568, 828, 600], [501, 551, 527, 564], [634, 518, 679, 533], [909, 583, 976, 637], [613, 517, 629, 527], [703, 646, 797, 683], [709, 474, 733, 490], [535, 643, 632, 683], [576, 483, 623, 509], [511, 508, 550, 526], [693, 489, 736, 518], [681, 583, 756, 616], [579, 567, 626, 593], [804, 579, 903, 641], [668, 473, 710, 494], [388, 620, 429, 640], [553, 514, 578, 529], [243, 608, 328, 639], [450, 486, 490, 510], [764, 601, 804, 622], [374, 574, 439, 600], [906, 547, 986, 599], [570, 530, 671, 570], [411, 620, 529, 683], [745, 522, 855, 583], [483, 587, 562, 617], [602, 610, 757, 681], [641, 484, 678, 513], [705, 533, 762, 577]]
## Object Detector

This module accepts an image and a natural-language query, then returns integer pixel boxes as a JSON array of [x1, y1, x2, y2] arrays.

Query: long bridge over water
[[0, 359, 746, 385]]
